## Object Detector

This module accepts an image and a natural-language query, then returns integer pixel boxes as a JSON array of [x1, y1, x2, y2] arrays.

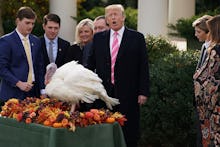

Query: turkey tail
[[81, 93, 99, 103], [101, 95, 120, 110]]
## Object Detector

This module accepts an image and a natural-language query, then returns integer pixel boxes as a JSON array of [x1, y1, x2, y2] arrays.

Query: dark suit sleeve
[[36, 46, 45, 90], [87, 41, 96, 71], [0, 38, 19, 86], [138, 33, 150, 97], [32, 36, 45, 90]]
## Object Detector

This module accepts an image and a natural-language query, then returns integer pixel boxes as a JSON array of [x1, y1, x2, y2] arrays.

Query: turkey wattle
[[45, 61, 119, 112]]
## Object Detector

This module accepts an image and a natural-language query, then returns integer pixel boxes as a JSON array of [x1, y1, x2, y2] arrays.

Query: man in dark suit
[[83, 15, 109, 68], [88, 4, 149, 147], [40, 13, 70, 69], [0, 7, 45, 105]]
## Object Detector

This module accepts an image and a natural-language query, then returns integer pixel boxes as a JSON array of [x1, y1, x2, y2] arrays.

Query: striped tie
[[111, 32, 119, 84]]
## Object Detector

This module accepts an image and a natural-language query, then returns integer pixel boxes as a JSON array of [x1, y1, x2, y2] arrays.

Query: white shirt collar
[[204, 41, 211, 49], [16, 28, 29, 40], [110, 26, 125, 37], [44, 34, 58, 44]]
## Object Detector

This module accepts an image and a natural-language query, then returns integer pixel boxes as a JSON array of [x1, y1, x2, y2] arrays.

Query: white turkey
[[44, 61, 119, 112]]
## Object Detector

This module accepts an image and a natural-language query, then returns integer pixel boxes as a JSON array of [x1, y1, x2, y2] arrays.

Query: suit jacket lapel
[[29, 35, 36, 64], [41, 37, 50, 65], [115, 28, 128, 63], [106, 30, 111, 62], [13, 31, 27, 58], [196, 44, 206, 69], [56, 38, 62, 64]]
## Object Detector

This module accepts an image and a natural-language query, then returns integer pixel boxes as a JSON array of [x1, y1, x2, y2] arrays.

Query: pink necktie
[[111, 32, 119, 84]]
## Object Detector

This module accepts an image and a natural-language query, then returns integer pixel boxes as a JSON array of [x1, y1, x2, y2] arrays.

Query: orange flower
[[106, 117, 115, 123], [43, 120, 52, 126], [61, 118, 69, 127], [53, 122, 63, 128], [93, 113, 101, 122], [25, 118, 32, 124]]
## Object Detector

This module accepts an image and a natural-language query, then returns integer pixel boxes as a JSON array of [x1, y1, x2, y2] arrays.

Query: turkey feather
[[45, 61, 120, 110]]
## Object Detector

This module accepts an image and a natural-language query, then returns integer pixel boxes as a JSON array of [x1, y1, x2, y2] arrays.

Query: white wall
[[138, 0, 168, 36], [168, 0, 195, 24], [138, 0, 195, 37], [49, 0, 77, 44]]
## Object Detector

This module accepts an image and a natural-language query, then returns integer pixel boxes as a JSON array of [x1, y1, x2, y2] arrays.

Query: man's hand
[[16, 81, 33, 92], [138, 95, 148, 105]]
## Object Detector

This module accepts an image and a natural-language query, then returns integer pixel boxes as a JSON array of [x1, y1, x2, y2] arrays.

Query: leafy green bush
[[167, 16, 199, 50], [74, 7, 105, 22], [75, 6, 137, 30], [168, 7, 220, 50], [146, 35, 178, 63], [168, 17, 196, 41], [1, 0, 48, 36], [139, 35, 199, 147], [2, 20, 44, 37], [124, 7, 137, 30]]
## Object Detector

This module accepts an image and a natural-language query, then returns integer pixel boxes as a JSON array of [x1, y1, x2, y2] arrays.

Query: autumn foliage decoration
[[0, 97, 127, 131]]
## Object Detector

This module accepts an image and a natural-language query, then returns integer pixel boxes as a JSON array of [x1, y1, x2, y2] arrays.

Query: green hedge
[[139, 35, 199, 147], [168, 7, 220, 50], [75, 6, 137, 30]]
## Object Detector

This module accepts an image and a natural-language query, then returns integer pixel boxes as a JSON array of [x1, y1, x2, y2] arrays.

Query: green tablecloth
[[0, 117, 126, 147]]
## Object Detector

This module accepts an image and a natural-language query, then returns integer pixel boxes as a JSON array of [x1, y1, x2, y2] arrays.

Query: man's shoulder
[[1, 31, 16, 39], [39, 36, 44, 40], [94, 30, 109, 40], [0, 31, 20, 45], [29, 34, 40, 41], [96, 29, 109, 35], [125, 27, 144, 37], [58, 37, 70, 46]]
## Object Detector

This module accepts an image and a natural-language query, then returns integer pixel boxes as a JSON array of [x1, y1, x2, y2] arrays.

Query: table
[[0, 117, 126, 147]]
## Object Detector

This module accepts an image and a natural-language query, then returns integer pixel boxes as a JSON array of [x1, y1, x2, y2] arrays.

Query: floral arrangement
[[0, 97, 127, 131]]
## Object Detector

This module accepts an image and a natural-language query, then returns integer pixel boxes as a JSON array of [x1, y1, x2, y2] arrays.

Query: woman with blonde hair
[[193, 15, 220, 146], [65, 18, 94, 64]]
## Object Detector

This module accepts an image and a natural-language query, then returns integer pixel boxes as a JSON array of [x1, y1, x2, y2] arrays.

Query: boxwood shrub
[[139, 35, 199, 147]]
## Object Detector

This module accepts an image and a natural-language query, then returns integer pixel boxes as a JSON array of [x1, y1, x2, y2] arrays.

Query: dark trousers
[[109, 84, 138, 147], [0, 99, 6, 111]]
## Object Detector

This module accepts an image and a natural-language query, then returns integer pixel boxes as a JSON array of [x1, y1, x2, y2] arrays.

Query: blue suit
[[0, 30, 45, 101]]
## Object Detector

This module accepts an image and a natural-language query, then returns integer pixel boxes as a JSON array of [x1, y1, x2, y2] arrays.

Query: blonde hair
[[192, 15, 213, 33], [75, 18, 94, 44], [105, 4, 126, 18]]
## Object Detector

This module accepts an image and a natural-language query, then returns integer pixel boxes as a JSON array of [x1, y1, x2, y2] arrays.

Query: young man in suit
[[193, 15, 213, 70], [87, 4, 149, 147], [0, 7, 45, 105], [40, 13, 70, 69]]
